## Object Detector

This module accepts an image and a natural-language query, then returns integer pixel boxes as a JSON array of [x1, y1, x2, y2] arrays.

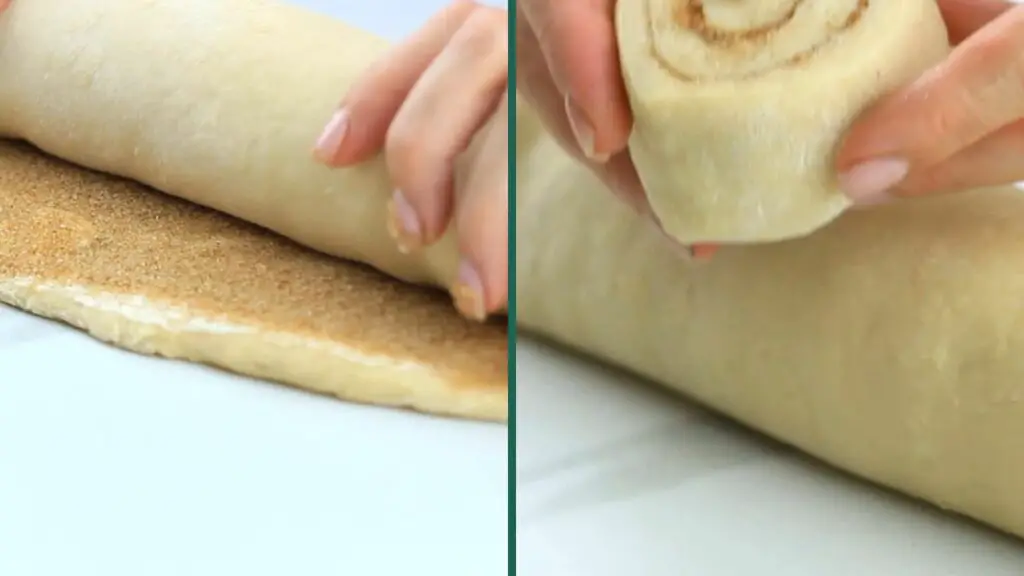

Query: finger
[[312, 0, 477, 166], [514, 14, 582, 162], [938, 0, 1014, 44], [895, 118, 1024, 196], [517, 20, 651, 214], [837, 5, 1024, 203], [519, 0, 632, 160], [383, 6, 507, 251], [451, 102, 509, 321], [0, 0, 10, 12], [690, 244, 720, 261]]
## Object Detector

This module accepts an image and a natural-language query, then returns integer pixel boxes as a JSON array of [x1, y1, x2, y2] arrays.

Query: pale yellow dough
[[0, 281, 504, 421], [5, 0, 1024, 539], [619, 0, 950, 242]]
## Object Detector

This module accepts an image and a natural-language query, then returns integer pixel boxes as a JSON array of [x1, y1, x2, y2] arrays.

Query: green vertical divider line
[[506, 2, 517, 574]]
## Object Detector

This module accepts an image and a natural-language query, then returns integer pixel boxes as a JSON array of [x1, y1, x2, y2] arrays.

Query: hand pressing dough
[[0, 0, 460, 289], [618, 0, 951, 243], [0, 142, 507, 422], [0, 0, 508, 420]]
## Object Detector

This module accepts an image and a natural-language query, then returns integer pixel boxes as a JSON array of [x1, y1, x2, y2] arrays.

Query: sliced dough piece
[[0, 142, 507, 422], [617, 0, 951, 242]]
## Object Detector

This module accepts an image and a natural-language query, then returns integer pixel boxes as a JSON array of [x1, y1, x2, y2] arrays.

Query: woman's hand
[[837, 1, 1024, 203], [0, 1, 10, 12], [516, 0, 717, 259], [312, 0, 507, 322], [515, 0, 647, 212]]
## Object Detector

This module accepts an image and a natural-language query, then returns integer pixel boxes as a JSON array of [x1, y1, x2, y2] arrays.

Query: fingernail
[[564, 95, 609, 163], [386, 190, 422, 253], [451, 260, 487, 322], [838, 157, 909, 204], [690, 244, 719, 261], [313, 108, 350, 164]]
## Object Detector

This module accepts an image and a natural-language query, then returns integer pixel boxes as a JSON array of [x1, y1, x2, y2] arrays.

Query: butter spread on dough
[[0, 143, 507, 422], [618, 0, 951, 243]]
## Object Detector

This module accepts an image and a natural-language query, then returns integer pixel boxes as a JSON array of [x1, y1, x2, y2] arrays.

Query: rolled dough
[[0, 0, 460, 289], [0, 141, 508, 422], [618, 0, 951, 243]]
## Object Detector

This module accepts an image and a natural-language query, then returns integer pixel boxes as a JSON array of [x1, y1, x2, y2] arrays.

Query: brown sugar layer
[[0, 141, 508, 421], [651, 0, 869, 81]]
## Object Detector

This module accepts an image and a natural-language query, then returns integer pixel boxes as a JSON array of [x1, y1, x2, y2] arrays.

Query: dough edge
[[0, 278, 507, 423]]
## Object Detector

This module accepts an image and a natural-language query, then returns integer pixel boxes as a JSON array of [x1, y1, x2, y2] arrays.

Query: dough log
[[518, 112, 1024, 536], [618, 0, 950, 243]]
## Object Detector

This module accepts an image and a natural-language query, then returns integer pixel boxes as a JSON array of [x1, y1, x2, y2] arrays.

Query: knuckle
[[457, 179, 507, 244], [385, 123, 454, 203], [384, 126, 430, 188], [453, 6, 508, 61], [911, 89, 975, 163]]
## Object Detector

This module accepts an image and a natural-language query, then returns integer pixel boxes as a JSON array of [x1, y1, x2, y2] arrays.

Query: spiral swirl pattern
[[647, 0, 869, 81]]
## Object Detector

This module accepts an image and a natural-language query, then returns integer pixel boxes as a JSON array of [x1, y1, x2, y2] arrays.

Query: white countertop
[[517, 335, 1024, 575], [0, 2, 506, 576]]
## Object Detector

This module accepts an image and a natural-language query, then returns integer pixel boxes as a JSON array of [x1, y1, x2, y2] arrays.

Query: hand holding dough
[[837, 3, 1024, 201], [517, 0, 1024, 538], [311, 1, 510, 321], [618, 0, 951, 243]]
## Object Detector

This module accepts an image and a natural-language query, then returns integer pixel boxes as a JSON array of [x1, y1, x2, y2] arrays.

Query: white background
[[517, 339, 1024, 575], [0, 2, 507, 576]]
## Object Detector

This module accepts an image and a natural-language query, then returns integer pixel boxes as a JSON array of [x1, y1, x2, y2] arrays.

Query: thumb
[[519, 0, 632, 160], [837, 5, 1024, 203]]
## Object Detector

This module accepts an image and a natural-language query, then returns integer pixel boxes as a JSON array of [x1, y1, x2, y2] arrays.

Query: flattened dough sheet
[[0, 142, 507, 422]]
